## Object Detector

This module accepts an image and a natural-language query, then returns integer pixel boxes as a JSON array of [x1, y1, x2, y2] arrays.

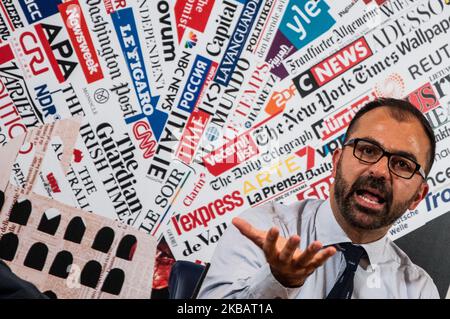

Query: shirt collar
[[315, 199, 389, 265]]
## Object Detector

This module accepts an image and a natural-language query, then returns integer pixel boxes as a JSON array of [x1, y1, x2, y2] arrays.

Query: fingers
[[232, 217, 251, 234], [232, 217, 267, 248], [307, 246, 337, 269], [263, 227, 279, 262], [279, 235, 300, 263], [233, 216, 335, 276], [293, 241, 323, 267]]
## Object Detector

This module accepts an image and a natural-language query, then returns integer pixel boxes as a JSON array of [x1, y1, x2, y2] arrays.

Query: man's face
[[331, 107, 430, 231]]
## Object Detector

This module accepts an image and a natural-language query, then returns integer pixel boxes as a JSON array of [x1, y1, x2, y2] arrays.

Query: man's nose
[[368, 155, 391, 179]]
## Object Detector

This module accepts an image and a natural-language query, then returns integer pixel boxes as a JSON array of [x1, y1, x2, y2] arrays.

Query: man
[[198, 98, 440, 299], [0, 259, 48, 298]]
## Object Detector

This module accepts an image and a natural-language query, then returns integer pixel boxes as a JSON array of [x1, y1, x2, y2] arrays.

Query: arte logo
[[185, 31, 198, 49], [292, 37, 372, 98]]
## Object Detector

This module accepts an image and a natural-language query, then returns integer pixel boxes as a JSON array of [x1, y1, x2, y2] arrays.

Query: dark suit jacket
[[0, 260, 48, 299]]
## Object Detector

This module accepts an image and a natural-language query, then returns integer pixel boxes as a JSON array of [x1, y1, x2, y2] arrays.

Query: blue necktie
[[326, 243, 367, 299]]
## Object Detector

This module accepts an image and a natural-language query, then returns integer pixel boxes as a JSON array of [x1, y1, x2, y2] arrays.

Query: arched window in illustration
[[101, 268, 125, 295], [24, 242, 48, 271], [9, 199, 32, 226], [80, 260, 102, 289], [92, 227, 115, 253], [38, 208, 61, 235], [116, 235, 137, 261], [49, 250, 73, 279], [0, 233, 19, 261], [64, 217, 85, 244]]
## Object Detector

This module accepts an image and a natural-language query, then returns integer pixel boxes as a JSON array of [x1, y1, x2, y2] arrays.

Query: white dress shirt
[[198, 199, 440, 299]]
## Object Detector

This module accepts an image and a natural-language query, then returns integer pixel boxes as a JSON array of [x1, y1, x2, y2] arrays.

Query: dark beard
[[334, 162, 416, 230]]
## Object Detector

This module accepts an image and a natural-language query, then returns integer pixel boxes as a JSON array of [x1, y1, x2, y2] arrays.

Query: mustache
[[348, 175, 393, 203]]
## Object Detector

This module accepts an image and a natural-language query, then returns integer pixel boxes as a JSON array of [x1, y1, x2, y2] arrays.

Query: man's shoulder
[[384, 239, 439, 297], [386, 239, 426, 272]]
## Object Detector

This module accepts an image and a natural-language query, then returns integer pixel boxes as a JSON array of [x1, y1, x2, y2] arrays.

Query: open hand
[[232, 217, 336, 288]]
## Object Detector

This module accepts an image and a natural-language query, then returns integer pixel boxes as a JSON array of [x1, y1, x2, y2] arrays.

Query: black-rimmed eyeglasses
[[343, 138, 426, 180]]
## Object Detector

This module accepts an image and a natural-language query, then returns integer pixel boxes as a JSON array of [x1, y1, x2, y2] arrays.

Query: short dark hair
[[345, 98, 436, 175]]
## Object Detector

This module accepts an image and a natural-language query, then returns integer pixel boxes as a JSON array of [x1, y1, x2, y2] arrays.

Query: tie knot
[[337, 243, 367, 271]]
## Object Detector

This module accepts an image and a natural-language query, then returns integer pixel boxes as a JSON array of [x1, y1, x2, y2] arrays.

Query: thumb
[[232, 217, 266, 248]]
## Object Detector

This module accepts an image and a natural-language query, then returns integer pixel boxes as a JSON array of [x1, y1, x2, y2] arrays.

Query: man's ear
[[331, 148, 342, 178], [408, 182, 429, 210]]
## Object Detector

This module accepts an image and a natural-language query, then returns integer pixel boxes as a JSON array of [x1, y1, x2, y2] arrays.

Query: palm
[[232, 217, 336, 287]]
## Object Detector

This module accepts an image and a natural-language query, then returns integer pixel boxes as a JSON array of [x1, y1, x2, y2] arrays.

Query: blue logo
[[178, 55, 212, 114], [279, 0, 335, 50], [19, 0, 63, 24], [214, 0, 263, 86], [111, 8, 167, 141]]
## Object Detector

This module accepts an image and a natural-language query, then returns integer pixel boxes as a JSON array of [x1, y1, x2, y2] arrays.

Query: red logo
[[73, 149, 83, 163], [203, 132, 260, 176], [47, 173, 61, 193], [17, 32, 49, 76], [183, 173, 206, 207], [171, 190, 244, 235], [312, 92, 377, 141], [133, 120, 157, 159], [297, 174, 333, 201], [103, 0, 114, 13], [59, 0, 104, 83], [175, 0, 215, 42], [362, 0, 388, 5], [0, 44, 15, 65], [102, 0, 126, 13], [407, 83, 440, 114], [293, 37, 373, 98], [312, 37, 372, 86], [177, 110, 210, 164]]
